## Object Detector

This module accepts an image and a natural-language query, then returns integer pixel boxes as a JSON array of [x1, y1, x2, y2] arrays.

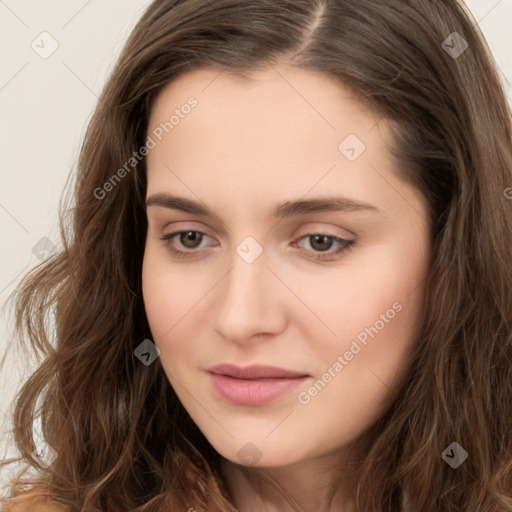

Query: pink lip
[[206, 364, 310, 406]]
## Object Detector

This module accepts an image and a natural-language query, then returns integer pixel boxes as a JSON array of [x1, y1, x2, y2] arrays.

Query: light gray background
[[1, 0, 511, 494]]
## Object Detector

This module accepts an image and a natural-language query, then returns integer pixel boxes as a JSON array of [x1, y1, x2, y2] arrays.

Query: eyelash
[[160, 230, 355, 261]]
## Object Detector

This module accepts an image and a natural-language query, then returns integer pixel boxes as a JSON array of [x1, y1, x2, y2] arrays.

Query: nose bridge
[[214, 234, 285, 341], [224, 235, 270, 310]]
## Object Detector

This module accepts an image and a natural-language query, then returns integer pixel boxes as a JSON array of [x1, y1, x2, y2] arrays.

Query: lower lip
[[208, 373, 309, 406]]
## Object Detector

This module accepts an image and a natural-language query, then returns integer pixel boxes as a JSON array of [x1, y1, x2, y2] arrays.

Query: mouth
[[206, 364, 310, 406]]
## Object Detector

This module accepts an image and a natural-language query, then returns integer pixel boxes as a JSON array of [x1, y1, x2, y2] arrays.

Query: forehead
[[148, 64, 379, 132], [146, 64, 392, 173], [144, 64, 426, 225]]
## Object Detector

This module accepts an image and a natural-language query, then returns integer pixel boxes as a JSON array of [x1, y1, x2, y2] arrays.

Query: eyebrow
[[146, 193, 380, 218]]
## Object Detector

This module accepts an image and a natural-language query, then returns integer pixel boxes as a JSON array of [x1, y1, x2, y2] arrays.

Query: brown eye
[[179, 231, 204, 249], [294, 232, 355, 261], [308, 234, 334, 252], [160, 229, 213, 258], [160, 229, 354, 262]]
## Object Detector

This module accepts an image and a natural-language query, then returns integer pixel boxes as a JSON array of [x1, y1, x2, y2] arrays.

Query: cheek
[[142, 246, 218, 374], [294, 278, 425, 446], [299, 244, 427, 378], [142, 247, 196, 343]]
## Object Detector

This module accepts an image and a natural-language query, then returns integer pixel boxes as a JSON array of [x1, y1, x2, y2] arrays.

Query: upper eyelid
[[160, 221, 355, 239]]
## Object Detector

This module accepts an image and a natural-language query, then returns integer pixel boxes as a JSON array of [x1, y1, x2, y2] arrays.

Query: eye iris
[[174, 232, 339, 253], [180, 231, 202, 248], [310, 234, 333, 252]]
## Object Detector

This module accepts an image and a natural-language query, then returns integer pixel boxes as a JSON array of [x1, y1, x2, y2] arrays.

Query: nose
[[213, 241, 288, 345]]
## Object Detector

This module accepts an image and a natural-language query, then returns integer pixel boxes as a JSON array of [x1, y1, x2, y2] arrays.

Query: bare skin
[[142, 64, 431, 511]]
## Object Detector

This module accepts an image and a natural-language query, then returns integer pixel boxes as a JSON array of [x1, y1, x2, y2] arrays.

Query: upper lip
[[207, 364, 309, 380]]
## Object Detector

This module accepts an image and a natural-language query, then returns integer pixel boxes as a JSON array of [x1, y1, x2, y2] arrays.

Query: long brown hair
[[1, 0, 512, 510]]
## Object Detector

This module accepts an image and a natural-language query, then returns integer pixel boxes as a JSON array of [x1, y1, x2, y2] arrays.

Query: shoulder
[[1, 487, 67, 512]]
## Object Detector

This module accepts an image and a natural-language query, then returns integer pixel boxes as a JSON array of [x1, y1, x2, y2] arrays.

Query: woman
[[1, 0, 512, 511]]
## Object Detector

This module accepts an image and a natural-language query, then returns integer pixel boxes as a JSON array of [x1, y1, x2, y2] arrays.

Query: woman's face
[[142, 64, 431, 468]]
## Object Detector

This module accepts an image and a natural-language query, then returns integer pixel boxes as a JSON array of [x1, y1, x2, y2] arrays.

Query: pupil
[[312, 235, 332, 251], [181, 231, 201, 248]]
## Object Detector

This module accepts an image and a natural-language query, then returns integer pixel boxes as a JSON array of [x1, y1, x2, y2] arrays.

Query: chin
[[213, 437, 305, 469]]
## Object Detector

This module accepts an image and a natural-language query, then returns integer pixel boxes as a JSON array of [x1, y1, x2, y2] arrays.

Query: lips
[[206, 363, 309, 379], [206, 364, 310, 406]]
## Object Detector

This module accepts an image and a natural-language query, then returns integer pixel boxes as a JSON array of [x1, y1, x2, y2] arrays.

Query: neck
[[220, 452, 359, 512]]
